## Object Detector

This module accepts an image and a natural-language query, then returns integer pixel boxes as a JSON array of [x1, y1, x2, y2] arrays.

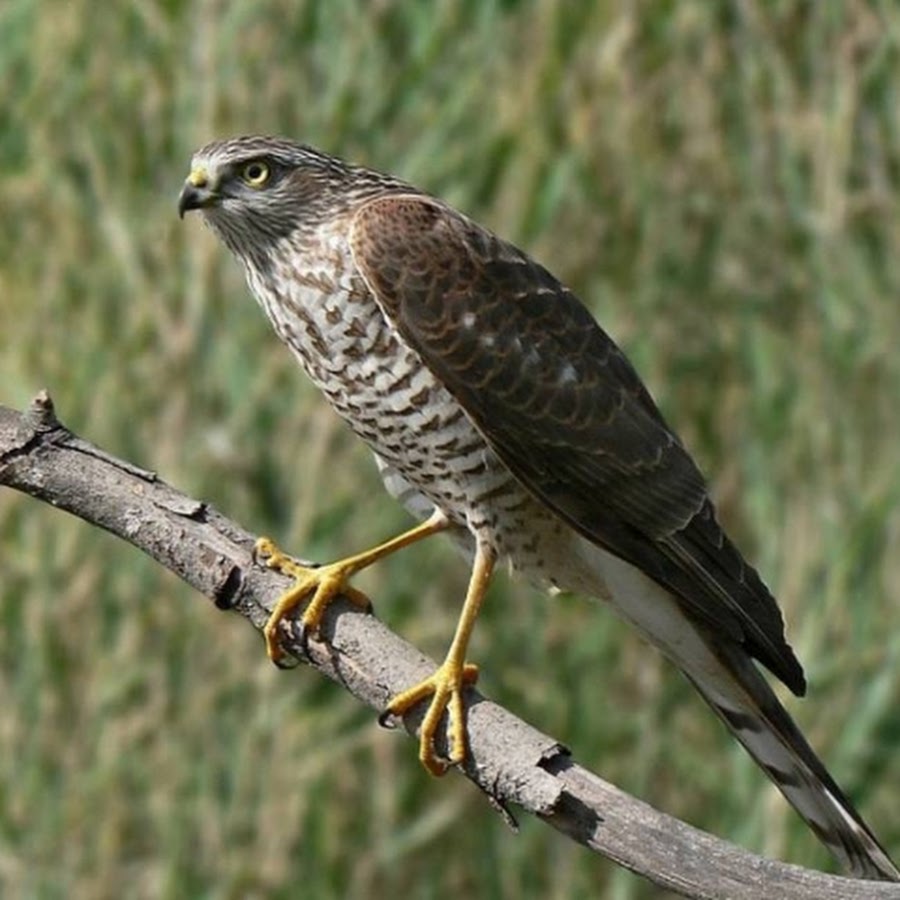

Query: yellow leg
[[384, 543, 496, 776], [257, 510, 450, 663]]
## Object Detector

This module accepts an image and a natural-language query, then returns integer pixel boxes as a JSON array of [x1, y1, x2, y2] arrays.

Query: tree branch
[[1, 393, 897, 900]]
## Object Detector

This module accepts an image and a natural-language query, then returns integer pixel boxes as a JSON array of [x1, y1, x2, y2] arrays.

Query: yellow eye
[[240, 160, 270, 187]]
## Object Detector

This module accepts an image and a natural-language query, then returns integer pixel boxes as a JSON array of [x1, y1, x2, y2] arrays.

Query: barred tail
[[577, 538, 898, 878], [688, 643, 900, 881]]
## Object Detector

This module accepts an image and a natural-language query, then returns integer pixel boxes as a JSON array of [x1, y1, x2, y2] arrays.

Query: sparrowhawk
[[178, 135, 898, 880]]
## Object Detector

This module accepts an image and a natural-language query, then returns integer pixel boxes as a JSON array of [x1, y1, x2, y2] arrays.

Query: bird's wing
[[349, 194, 804, 694]]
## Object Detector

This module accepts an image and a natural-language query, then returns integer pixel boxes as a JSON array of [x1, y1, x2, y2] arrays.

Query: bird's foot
[[254, 536, 371, 664], [382, 661, 480, 775]]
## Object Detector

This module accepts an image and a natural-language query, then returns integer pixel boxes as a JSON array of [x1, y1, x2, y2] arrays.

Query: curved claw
[[271, 651, 301, 671], [385, 662, 479, 775], [253, 519, 448, 666], [255, 537, 372, 664]]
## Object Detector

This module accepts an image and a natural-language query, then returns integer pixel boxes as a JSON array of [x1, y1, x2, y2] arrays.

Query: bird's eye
[[240, 160, 270, 187]]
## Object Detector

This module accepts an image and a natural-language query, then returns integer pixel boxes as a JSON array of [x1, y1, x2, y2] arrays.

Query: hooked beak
[[178, 167, 218, 218]]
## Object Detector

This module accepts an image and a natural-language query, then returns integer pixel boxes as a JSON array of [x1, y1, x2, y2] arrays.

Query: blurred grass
[[2, 0, 900, 897]]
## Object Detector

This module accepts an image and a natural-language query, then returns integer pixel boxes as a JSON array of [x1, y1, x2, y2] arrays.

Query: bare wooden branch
[[1, 393, 897, 900]]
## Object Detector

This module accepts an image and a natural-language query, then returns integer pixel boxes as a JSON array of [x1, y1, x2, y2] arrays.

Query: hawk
[[178, 135, 898, 880]]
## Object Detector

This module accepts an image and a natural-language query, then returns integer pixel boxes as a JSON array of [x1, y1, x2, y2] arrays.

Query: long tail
[[576, 538, 898, 878], [687, 641, 899, 880]]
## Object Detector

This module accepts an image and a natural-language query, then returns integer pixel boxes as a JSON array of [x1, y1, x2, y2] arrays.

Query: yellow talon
[[381, 543, 494, 774], [253, 513, 451, 665], [254, 520, 495, 780], [386, 662, 480, 775], [254, 536, 370, 663]]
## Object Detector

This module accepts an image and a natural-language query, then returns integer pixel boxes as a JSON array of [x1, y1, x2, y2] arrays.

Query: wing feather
[[350, 194, 805, 694]]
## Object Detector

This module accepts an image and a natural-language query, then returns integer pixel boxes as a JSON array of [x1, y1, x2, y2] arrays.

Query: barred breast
[[242, 219, 598, 593]]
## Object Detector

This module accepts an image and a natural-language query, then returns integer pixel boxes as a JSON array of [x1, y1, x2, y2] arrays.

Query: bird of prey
[[178, 135, 898, 880]]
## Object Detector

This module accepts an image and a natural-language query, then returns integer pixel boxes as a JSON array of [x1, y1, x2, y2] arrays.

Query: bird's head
[[178, 135, 358, 266]]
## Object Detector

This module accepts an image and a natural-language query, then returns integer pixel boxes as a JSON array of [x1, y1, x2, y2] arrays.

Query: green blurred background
[[2, 1, 899, 897]]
